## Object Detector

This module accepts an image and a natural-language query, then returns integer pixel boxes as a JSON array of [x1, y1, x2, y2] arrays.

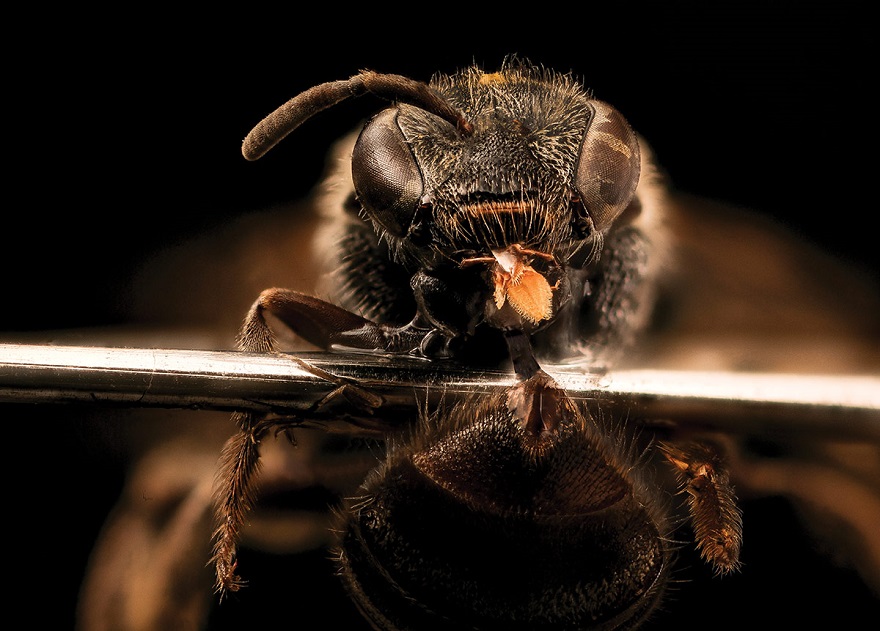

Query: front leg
[[238, 287, 430, 355], [238, 263, 495, 361]]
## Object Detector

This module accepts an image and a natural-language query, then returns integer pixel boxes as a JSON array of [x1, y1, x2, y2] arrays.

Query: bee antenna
[[242, 70, 473, 161]]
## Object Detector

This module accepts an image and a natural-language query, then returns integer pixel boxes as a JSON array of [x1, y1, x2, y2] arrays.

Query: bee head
[[242, 59, 641, 266]]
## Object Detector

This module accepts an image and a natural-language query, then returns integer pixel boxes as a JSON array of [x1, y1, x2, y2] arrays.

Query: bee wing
[[645, 193, 880, 374]]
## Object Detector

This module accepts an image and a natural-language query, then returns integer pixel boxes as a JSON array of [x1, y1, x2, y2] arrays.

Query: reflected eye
[[573, 101, 641, 234], [351, 108, 425, 237]]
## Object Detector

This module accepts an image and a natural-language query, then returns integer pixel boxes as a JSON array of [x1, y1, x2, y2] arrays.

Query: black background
[[4, 4, 878, 629]]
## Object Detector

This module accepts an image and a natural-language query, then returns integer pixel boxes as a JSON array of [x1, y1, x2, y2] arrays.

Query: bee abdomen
[[336, 403, 669, 630]]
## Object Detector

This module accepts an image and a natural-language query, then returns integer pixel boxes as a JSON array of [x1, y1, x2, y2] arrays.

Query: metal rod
[[1, 343, 878, 439]]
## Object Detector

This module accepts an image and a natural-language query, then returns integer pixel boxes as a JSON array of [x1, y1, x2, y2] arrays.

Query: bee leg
[[240, 287, 430, 354], [289, 356, 385, 413], [211, 411, 268, 595], [660, 441, 743, 574], [238, 288, 394, 412], [211, 288, 396, 595]]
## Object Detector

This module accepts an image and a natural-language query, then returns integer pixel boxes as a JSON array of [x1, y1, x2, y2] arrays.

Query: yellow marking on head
[[479, 72, 507, 85]]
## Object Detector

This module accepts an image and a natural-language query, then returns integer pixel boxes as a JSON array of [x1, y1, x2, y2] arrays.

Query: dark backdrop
[[4, 5, 878, 629]]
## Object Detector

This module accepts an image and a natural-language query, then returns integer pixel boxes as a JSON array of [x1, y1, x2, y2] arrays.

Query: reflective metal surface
[[2, 343, 877, 439]]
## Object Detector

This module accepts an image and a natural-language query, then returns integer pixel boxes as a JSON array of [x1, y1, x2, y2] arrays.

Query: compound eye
[[352, 108, 424, 237], [573, 101, 641, 234]]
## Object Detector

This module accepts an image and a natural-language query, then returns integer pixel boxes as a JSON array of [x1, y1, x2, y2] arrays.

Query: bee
[[75, 59, 880, 631], [210, 58, 744, 630], [231, 59, 662, 370]]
